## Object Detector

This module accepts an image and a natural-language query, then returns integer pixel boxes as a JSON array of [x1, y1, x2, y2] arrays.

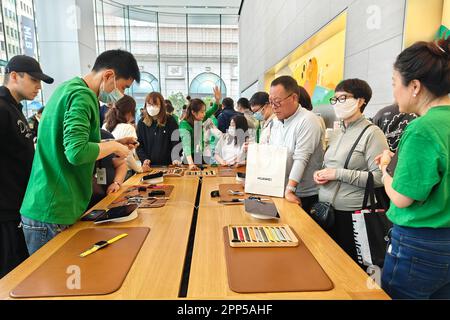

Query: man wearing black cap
[[0, 55, 54, 278]]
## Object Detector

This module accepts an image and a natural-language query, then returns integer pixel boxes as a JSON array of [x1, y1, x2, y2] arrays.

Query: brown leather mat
[[109, 185, 174, 209], [10, 227, 150, 298], [223, 227, 334, 293]]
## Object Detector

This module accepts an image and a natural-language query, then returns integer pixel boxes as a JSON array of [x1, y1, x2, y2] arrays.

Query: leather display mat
[[10, 227, 150, 298], [223, 227, 334, 293], [109, 185, 174, 209]]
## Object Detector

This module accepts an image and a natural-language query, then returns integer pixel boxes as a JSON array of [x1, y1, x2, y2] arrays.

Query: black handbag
[[311, 124, 374, 229], [352, 172, 393, 268]]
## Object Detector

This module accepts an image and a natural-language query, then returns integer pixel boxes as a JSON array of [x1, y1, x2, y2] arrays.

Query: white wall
[[239, 0, 407, 117], [35, 0, 97, 101]]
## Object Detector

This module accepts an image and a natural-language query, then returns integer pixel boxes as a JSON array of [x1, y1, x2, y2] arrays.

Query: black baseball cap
[[5, 55, 54, 84]]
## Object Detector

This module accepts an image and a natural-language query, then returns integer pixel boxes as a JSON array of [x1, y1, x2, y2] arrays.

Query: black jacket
[[217, 108, 241, 133], [136, 116, 181, 166], [0, 86, 35, 222]]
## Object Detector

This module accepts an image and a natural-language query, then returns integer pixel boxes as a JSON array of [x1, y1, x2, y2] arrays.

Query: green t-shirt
[[179, 103, 219, 157], [21, 77, 100, 225], [388, 106, 450, 228]]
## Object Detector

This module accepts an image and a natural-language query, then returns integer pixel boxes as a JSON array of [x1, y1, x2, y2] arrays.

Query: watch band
[[286, 185, 296, 193]]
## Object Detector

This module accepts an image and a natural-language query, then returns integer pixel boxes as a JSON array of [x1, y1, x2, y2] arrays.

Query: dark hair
[[230, 115, 249, 146], [186, 99, 206, 128], [237, 98, 251, 111], [250, 92, 269, 107], [298, 86, 313, 111], [335, 79, 373, 112], [394, 37, 450, 98], [3, 72, 24, 85], [186, 96, 192, 101], [165, 100, 174, 114], [104, 95, 136, 132], [143, 92, 168, 127], [271, 76, 299, 96], [92, 50, 141, 83], [222, 97, 235, 110]]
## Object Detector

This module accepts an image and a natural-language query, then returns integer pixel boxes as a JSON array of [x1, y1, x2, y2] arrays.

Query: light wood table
[[187, 177, 391, 300], [0, 174, 199, 300]]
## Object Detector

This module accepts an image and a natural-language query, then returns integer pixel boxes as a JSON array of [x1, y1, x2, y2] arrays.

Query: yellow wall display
[[404, 0, 449, 48], [264, 12, 347, 107]]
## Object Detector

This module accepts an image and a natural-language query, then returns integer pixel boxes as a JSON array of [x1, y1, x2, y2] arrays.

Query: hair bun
[[436, 37, 450, 58]]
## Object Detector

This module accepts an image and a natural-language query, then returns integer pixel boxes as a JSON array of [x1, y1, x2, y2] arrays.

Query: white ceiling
[[108, 0, 243, 15]]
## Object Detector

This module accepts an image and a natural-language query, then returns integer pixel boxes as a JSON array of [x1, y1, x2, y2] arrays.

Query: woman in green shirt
[[179, 87, 221, 170], [377, 37, 450, 299]]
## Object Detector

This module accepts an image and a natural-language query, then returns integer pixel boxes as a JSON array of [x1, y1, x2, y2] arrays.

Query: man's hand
[[285, 190, 301, 205]]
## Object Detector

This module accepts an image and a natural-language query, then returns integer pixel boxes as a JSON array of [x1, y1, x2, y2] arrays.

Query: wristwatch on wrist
[[286, 185, 296, 193]]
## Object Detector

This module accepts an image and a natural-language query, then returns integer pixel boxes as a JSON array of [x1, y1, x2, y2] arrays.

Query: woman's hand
[[142, 160, 151, 172], [314, 171, 328, 185], [375, 150, 394, 171], [213, 86, 222, 105], [172, 160, 182, 166], [107, 182, 121, 195], [189, 164, 199, 171], [314, 169, 337, 185]]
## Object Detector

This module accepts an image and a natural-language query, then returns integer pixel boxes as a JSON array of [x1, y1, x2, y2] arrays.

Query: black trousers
[[300, 195, 319, 215], [0, 220, 29, 279]]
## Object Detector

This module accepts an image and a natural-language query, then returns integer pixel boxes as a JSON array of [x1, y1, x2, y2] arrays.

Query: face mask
[[254, 111, 265, 121], [228, 127, 236, 136], [334, 98, 360, 120], [99, 76, 124, 104], [146, 105, 160, 117]]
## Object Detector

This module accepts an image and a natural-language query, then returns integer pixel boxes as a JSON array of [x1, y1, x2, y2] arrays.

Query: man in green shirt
[[20, 50, 141, 255]]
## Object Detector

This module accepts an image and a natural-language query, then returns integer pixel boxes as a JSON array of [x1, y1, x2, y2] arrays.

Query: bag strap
[[330, 124, 373, 205], [362, 172, 377, 213], [344, 124, 373, 169]]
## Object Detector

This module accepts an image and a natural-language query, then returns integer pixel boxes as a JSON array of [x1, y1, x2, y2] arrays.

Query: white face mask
[[334, 98, 360, 120], [228, 127, 236, 136], [146, 104, 160, 117]]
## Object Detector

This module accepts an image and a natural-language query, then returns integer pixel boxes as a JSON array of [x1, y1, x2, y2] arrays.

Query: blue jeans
[[21, 216, 70, 255], [382, 225, 450, 299]]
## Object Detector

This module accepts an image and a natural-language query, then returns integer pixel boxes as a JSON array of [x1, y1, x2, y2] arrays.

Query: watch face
[[95, 240, 108, 247]]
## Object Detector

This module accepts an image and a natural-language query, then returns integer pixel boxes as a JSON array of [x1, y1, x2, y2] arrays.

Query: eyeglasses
[[269, 93, 294, 108], [330, 95, 354, 105]]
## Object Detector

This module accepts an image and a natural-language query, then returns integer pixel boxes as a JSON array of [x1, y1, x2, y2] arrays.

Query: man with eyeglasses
[[0, 56, 54, 278], [268, 76, 325, 213]]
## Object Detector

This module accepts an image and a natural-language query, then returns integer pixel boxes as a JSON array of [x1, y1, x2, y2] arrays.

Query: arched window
[[189, 72, 227, 98], [129, 71, 159, 95]]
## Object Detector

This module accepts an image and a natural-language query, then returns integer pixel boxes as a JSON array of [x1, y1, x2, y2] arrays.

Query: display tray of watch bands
[[185, 170, 218, 177], [10, 227, 150, 299], [227, 225, 298, 248], [223, 227, 334, 293], [109, 185, 175, 209]]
